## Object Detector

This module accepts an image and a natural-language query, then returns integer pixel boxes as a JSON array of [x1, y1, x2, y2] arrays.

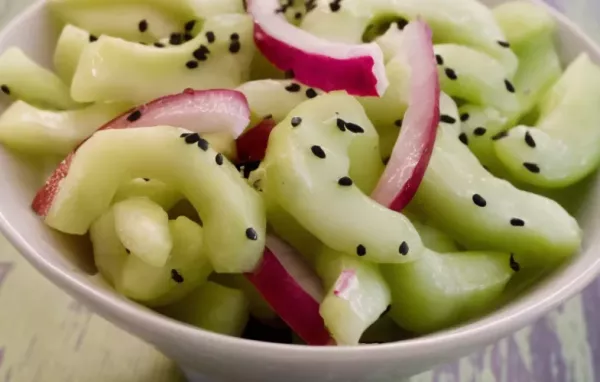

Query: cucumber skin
[[0, 48, 79, 110], [412, 124, 581, 267], [317, 247, 391, 345], [45, 126, 266, 274], [263, 93, 423, 264]]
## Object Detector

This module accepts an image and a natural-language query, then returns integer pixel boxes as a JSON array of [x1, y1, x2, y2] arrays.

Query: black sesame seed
[[294, 11, 303, 20], [185, 133, 200, 144], [193, 48, 209, 61], [505, 79, 515, 93], [284, 69, 295, 79], [524, 131, 536, 148], [336, 118, 346, 132], [394, 119, 403, 128], [263, 114, 273, 120], [138, 20, 148, 33], [510, 218, 525, 227], [523, 162, 540, 173], [399, 241, 409, 256], [435, 54, 444, 66], [143, 178, 150, 182], [171, 269, 184, 283], [459, 132, 469, 145], [229, 41, 241, 53], [338, 176, 353, 186], [510, 254, 521, 272], [473, 127, 487, 136], [170, 33, 183, 45], [215, 153, 224, 165], [186, 60, 199, 69], [197, 137, 209, 151], [206, 31, 216, 43], [311, 145, 326, 159], [306, 88, 318, 98], [0, 85, 9, 95], [89, 34, 98, 42], [291, 116, 302, 127], [329, 1, 341, 12], [185, 20, 197, 32], [445, 68, 458, 80], [184, 33, 194, 42], [472, 194, 487, 207], [440, 114, 456, 124], [154, 42, 165, 48], [356, 244, 366, 256], [345, 122, 364, 134], [285, 83, 302, 92], [460, 113, 470, 122], [125, 248, 131, 254], [246, 228, 258, 240], [498, 41, 511, 48], [230, 33, 240, 41], [492, 131, 508, 140], [126, 110, 142, 122]]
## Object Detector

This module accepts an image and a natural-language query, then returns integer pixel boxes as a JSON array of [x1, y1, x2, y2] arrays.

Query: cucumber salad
[[0, 0, 598, 346]]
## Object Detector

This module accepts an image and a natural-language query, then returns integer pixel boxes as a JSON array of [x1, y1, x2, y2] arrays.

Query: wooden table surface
[[1, 1, 600, 381]]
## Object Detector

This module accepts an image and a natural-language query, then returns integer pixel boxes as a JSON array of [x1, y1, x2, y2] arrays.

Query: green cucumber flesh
[[0, 48, 79, 110], [301, 0, 517, 75], [45, 126, 266, 273], [113, 197, 173, 267], [383, 248, 513, 334], [210, 274, 277, 322], [90, 208, 128, 287], [0, 100, 130, 156], [434, 44, 519, 115], [317, 247, 391, 345], [71, 14, 255, 104], [494, 54, 600, 188], [405, 213, 460, 253], [163, 281, 250, 337], [411, 124, 581, 267], [54, 24, 91, 85], [113, 178, 182, 211], [262, 93, 423, 263]]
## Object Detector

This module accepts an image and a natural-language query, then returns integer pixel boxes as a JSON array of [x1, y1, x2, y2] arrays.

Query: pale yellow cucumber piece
[[54, 24, 91, 85], [113, 178, 182, 211]]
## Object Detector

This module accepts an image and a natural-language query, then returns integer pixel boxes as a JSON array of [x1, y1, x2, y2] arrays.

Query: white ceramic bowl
[[2, 1, 600, 381]]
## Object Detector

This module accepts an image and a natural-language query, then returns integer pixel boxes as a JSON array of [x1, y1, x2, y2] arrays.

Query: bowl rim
[[2, 0, 600, 361]]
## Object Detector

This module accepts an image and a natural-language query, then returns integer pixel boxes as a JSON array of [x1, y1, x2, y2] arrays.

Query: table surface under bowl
[[1, 0, 600, 381]]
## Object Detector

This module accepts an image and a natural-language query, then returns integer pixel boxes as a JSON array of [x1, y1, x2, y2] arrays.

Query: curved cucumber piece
[[434, 44, 519, 115], [113, 197, 172, 267], [44, 126, 266, 273], [54, 25, 91, 85], [374, 22, 404, 63], [406, 214, 460, 253], [383, 249, 513, 334], [113, 178, 182, 211], [301, 0, 517, 75], [0, 48, 79, 110], [317, 247, 391, 345], [71, 14, 255, 104], [494, 54, 600, 188], [0, 100, 130, 156], [90, 208, 127, 286], [411, 124, 581, 266], [237, 79, 322, 126], [163, 281, 250, 337], [263, 93, 422, 263], [458, 104, 509, 174]]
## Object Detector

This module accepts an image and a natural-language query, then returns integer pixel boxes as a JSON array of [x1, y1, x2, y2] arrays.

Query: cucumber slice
[[40, 126, 266, 273], [113, 178, 182, 211], [374, 22, 404, 63], [434, 44, 519, 115], [113, 197, 173, 267], [0, 48, 79, 110], [89, 208, 127, 286], [0, 100, 130, 156], [71, 14, 255, 104], [163, 281, 250, 337], [211, 274, 277, 322], [407, 215, 459, 253], [262, 93, 422, 263], [493, 1, 556, 55], [301, 0, 517, 75], [411, 124, 581, 266], [383, 249, 513, 334], [237, 79, 322, 126], [54, 24, 91, 85], [317, 247, 391, 345], [494, 54, 600, 188]]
